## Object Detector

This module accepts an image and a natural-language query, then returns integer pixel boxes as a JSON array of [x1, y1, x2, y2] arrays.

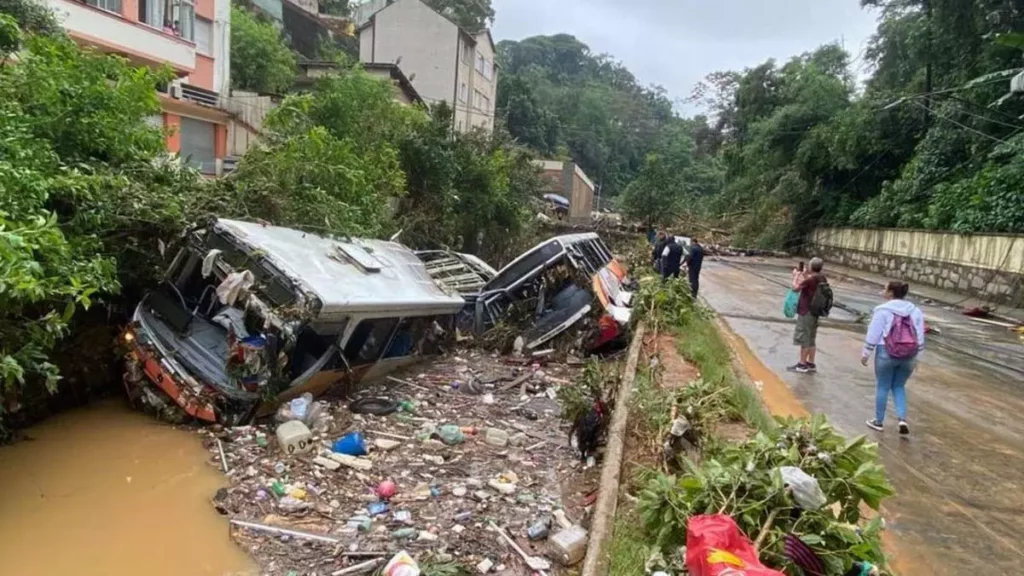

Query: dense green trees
[[496, 34, 680, 199], [0, 0, 536, 429], [425, 0, 494, 31], [694, 0, 1024, 247], [0, 14, 217, 418], [230, 5, 297, 94]]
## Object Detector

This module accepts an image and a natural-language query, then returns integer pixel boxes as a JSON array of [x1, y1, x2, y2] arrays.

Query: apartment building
[[44, 0, 232, 175], [357, 0, 497, 133]]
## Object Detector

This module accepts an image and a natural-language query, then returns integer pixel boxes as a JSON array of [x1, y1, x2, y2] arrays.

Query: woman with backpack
[[862, 281, 925, 434]]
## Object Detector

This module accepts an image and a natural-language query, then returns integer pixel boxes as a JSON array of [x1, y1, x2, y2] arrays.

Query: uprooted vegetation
[[610, 275, 894, 576], [638, 417, 893, 574]]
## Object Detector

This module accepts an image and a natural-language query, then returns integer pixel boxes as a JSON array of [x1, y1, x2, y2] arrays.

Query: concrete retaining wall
[[808, 228, 1024, 306]]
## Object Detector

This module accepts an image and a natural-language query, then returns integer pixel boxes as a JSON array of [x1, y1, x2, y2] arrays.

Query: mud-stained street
[[700, 259, 1024, 576]]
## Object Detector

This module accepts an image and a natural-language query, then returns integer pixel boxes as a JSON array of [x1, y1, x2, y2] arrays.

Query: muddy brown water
[[0, 401, 256, 576]]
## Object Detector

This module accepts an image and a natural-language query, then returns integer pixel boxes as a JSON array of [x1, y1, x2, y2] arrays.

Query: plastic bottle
[[485, 428, 509, 447], [270, 481, 287, 497], [527, 517, 552, 540]]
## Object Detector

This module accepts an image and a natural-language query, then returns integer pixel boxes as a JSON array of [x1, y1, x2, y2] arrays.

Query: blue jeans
[[874, 348, 916, 423]]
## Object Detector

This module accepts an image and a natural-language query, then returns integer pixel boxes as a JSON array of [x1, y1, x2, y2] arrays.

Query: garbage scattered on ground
[[205, 350, 602, 575]]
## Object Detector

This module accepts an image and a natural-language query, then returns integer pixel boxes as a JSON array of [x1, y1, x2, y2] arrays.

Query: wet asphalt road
[[700, 259, 1024, 575]]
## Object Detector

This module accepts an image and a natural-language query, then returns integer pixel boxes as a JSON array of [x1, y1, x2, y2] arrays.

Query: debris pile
[[204, 350, 603, 575]]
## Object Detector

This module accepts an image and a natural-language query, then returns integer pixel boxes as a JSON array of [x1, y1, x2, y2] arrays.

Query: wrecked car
[[120, 219, 466, 425], [464, 233, 633, 352]]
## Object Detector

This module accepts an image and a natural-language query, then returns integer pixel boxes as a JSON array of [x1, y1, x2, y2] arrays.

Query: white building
[[357, 0, 497, 133]]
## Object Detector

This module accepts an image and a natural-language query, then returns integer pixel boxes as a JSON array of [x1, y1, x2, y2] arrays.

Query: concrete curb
[[579, 321, 646, 576]]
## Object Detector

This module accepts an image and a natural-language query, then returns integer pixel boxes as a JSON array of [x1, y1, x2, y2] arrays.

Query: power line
[[909, 99, 1012, 145], [921, 95, 1024, 131]]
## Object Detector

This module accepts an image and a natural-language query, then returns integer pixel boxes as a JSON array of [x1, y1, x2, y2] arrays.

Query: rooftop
[[215, 219, 466, 317]]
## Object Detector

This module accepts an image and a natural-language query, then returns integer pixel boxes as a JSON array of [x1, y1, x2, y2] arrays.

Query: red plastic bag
[[685, 515, 784, 576]]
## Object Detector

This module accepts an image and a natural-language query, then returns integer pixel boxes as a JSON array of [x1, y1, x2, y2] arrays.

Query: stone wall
[[808, 228, 1024, 306]]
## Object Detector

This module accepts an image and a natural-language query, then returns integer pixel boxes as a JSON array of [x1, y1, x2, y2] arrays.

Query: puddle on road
[[0, 401, 255, 576]]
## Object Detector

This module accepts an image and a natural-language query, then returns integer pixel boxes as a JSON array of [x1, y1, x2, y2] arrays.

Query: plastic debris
[[779, 466, 827, 510], [549, 525, 588, 566], [485, 428, 509, 447], [333, 432, 369, 456], [437, 424, 466, 445], [276, 420, 314, 455], [376, 479, 398, 500], [383, 551, 420, 576]]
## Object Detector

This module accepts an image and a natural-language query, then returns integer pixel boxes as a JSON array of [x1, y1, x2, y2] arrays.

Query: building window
[[173, 0, 195, 41], [459, 83, 468, 103], [483, 60, 493, 81], [86, 0, 122, 13], [475, 53, 485, 74], [473, 90, 489, 111], [179, 117, 216, 175], [138, 0, 162, 29], [139, 0, 195, 41], [461, 42, 473, 64], [195, 17, 212, 55]]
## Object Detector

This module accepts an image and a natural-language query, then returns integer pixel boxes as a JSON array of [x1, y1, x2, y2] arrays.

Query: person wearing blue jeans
[[861, 281, 925, 435]]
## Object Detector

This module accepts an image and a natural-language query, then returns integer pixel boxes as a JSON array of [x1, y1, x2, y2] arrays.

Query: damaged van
[[120, 219, 466, 425], [464, 233, 633, 352]]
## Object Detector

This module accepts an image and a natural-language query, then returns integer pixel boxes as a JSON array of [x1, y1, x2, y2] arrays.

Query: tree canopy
[[688, 0, 1024, 247], [230, 5, 297, 94], [496, 34, 680, 199], [425, 0, 494, 31], [0, 0, 538, 431]]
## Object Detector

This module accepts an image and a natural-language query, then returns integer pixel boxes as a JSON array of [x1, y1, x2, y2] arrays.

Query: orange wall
[[195, 0, 214, 20], [164, 113, 181, 153], [122, 0, 139, 22], [214, 124, 227, 158], [192, 55, 215, 91]]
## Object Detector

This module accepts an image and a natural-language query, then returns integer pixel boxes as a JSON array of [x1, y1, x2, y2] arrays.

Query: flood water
[[0, 401, 256, 576]]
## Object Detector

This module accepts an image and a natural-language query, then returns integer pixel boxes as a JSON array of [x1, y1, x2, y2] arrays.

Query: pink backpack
[[885, 314, 918, 359]]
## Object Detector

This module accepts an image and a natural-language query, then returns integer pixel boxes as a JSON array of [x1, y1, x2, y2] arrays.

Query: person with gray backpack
[[862, 281, 925, 435]]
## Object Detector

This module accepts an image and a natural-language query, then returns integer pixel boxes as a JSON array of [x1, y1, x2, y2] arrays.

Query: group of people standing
[[651, 231, 705, 297], [788, 258, 925, 435], [645, 231, 926, 436]]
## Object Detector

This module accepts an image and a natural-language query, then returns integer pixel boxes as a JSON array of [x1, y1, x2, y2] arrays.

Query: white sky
[[491, 0, 881, 114]]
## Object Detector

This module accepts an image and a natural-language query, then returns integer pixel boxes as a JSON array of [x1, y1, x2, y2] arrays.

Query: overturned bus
[[463, 233, 633, 352], [120, 219, 465, 425]]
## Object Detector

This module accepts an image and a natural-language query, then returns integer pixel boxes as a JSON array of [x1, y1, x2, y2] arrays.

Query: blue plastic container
[[333, 431, 368, 456]]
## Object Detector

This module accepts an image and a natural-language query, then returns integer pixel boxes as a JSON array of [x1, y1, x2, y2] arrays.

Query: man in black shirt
[[651, 231, 669, 273], [684, 237, 705, 298], [661, 237, 684, 280]]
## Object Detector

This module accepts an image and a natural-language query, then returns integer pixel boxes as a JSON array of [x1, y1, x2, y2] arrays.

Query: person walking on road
[[862, 281, 924, 435], [683, 237, 705, 298], [661, 236, 684, 281], [788, 257, 832, 373]]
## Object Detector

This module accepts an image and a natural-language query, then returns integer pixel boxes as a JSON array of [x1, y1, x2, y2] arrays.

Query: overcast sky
[[491, 0, 881, 114]]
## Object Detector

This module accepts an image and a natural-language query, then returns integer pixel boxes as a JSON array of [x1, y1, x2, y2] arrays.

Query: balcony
[[45, 0, 196, 73]]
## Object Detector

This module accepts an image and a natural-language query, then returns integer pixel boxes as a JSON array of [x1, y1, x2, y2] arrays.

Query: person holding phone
[[788, 257, 828, 373]]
